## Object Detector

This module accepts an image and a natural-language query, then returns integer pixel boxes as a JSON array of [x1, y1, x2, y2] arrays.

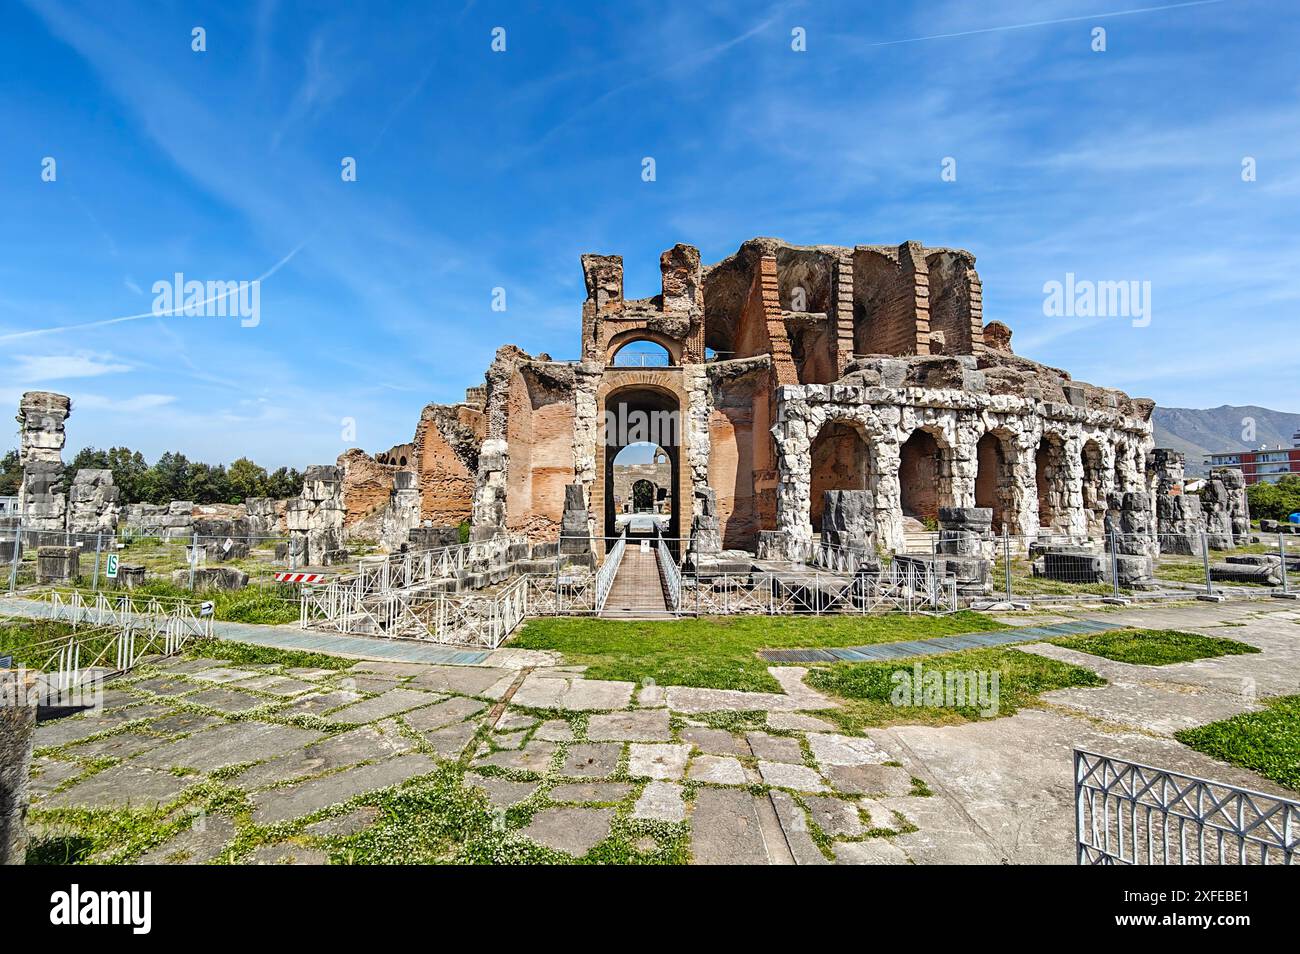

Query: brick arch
[[606, 329, 682, 366]]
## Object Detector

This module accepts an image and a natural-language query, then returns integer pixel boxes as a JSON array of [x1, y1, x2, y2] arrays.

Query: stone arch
[[631, 478, 656, 511], [899, 425, 953, 525], [975, 429, 1016, 534], [600, 383, 682, 543], [1035, 431, 1070, 533], [606, 330, 682, 367], [808, 418, 873, 534]]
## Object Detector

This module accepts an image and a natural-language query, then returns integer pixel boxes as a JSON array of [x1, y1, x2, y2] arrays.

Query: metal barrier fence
[[1075, 749, 1299, 865], [3, 523, 301, 594], [657, 534, 682, 611], [986, 530, 1297, 603], [686, 563, 957, 615], [594, 531, 627, 613]]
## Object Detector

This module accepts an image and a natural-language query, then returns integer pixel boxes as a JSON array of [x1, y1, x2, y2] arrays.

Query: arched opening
[[1035, 433, 1068, 532], [899, 428, 950, 526], [808, 421, 872, 534], [632, 479, 656, 511], [975, 431, 1015, 533], [610, 338, 673, 367], [603, 387, 680, 544], [1082, 440, 1106, 536]]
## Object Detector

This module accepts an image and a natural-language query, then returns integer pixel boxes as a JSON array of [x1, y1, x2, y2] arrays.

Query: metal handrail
[[595, 530, 627, 613], [656, 533, 682, 612]]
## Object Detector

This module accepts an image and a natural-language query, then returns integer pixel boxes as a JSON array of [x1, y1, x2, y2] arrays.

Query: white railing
[[594, 531, 627, 614], [27, 590, 213, 639], [657, 534, 681, 612], [685, 562, 957, 616], [787, 538, 874, 574], [1075, 749, 1299, 865], [351, 534, 523, 595]]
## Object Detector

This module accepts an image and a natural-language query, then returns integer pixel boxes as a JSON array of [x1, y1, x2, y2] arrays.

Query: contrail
[[863, 0, 1228, 47], [0, 240, 308, 342]]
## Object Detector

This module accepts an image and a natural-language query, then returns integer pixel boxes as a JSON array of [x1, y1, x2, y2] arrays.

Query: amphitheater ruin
[[8, 236, 1263, 627]]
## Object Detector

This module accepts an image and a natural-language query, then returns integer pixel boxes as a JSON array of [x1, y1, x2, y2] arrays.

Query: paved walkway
[[18, 596, 1300, 864], [759, 618, 1118, 663]]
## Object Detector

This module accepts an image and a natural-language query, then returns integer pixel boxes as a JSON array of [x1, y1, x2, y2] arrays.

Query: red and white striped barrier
[[274, 572, 326, 584]]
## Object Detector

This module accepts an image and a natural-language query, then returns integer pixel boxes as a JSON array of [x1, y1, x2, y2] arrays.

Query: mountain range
[[1152, 405, 1300, 476]]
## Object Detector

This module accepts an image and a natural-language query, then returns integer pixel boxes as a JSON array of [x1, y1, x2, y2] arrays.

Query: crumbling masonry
[[339, 237, 1237, 562]]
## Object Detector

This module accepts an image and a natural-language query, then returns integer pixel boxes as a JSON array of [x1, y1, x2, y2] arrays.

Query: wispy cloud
[[11, 351, 132, 381]]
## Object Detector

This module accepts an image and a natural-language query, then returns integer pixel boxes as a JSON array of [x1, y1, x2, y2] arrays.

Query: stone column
[[16, 391, 71, 537], [1, 671, 37, 865], [873, 435, 904, 554]]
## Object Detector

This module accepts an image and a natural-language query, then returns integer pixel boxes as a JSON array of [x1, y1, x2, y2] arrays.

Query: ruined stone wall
[[852, 244, 930, 357], [413, 402, 482, 525], [771, 357, 1153, 554], [337, 448, 398, 534], [66, 469, 119, 534], [926, 250, 984, 356], [505, 363, 577, 539]]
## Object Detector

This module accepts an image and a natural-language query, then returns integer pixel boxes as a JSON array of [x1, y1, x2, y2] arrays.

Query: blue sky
[[2, 0, 1297, 468]]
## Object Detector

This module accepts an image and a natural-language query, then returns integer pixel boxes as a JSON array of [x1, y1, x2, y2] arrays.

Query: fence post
[[1201, 531, 1213, 597], [92, 531, 103, 591], [1280, 532, 1290, 596], [1003, 527, 1011, 599], [8, 521, 20, 593], [189, 530, 199, 590]]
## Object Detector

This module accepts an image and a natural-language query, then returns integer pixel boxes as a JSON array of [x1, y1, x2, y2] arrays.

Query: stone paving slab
[[68, 731, 161, 761], [147, 711, 226, 736], [535, 720, 573, 741], [162, 658, 233, 674], [28, 757, 83, 796], [823, 762, 913, 796], [185, 687, 269, 713], [34, 710, 141, 748], [689, 788, 772, 865], [189, 667, 261, 684], [467, 774, 539, 809], [807, 733, 891, 768], [548, 781, 633, 803], [757, 761, 827, 793], [767, 712, 836, 732], [130, 676, 198, 697], [250, 754, 439, 824], [745, 731, 803, 764], [236, 674, 318, 696], [137, 721, 323, 773], [419, 720, 483, 759], [42, 763, 197, 810], [350, 661, 432, 679], [402, 696, 487, 731], [627, 743, 691, 780], [805, 794, 867, 837], [521, 807, 614, 856], [511, 674, 635, 711], [279, 689, 363, 716], [770, 791, 830, 865], [406, 665, 516, 698], [326, 688, 441, 724], [235, 721, 414, 789], [834, 838, 911, 865], [633, 781, 685, 821], [558, 742, 621, 778], [680, 726, 748, 756], [687, 754, 747, 785], [475, 740, 558, 774], [587, 709, 671, 741], [138, 814, 237, 865]]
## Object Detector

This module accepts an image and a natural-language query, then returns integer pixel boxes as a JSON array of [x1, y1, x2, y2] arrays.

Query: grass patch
[[1175, 695, 1300, 791], [0, 619, 77, 669], [182, 638, 353, 671], [1054, 628, 1261, 666], [511, 611, 1005, 692], [44, 579, 301, 626], [805, 645, 1106, 731]]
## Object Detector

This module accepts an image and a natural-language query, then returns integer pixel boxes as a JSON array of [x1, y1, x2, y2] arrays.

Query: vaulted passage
[[899, 428, 949, 524], [808, 421, 872, 533], [602, 387, 681, 543], [975, 431, 1015, 534]]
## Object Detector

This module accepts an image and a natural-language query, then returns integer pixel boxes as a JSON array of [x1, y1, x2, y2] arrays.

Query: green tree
[[0, 450, 21, 496], [142, 451, 192, 503], [227, 457, 269, 502], [183, 462, 230, 504], [1246, 475, 1300, 523], [105, 446, 150, 503], [266, 466, 304, 499]]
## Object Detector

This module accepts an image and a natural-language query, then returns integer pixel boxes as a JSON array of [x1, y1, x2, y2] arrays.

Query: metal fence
[[978, 530, 1298, 604], [1074, 749, 1299, 865], [3, 523, 302, 594]]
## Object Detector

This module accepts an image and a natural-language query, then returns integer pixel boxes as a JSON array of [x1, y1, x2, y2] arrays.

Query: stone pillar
[[1105, 491, 1158, 587], [690, 487, 722, 557], [285, 465, 347, 565], [36, 545, 81, 583], [1, 671, 38, 865], [16, 391, 71, 537], [1201, 473, 1237, 551], [380, 471, 422, 551], [821, 490, 876, 552], [559, 483, 591, 555], [872, 434, 904, 554], [1063, 435, 1089, 538], [772, 392, 813, 550]]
